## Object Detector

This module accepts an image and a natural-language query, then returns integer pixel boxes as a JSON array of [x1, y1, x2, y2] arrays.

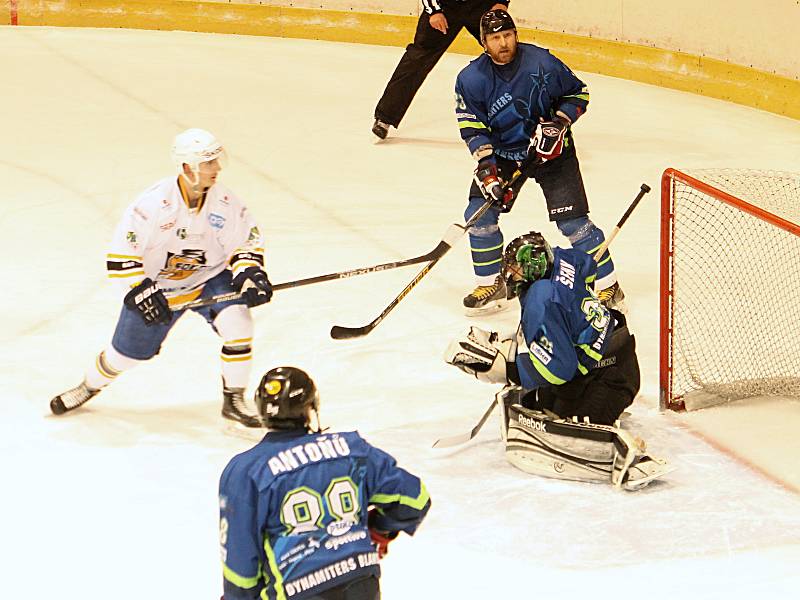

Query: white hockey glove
[[444, 326, 516, 384]]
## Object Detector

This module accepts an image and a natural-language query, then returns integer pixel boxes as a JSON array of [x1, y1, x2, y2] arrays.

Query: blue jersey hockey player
[[455, 10, 623, 315], [443, 232, 673, 491], [219, 367, 431, 600], [445, 231, 639, 426]]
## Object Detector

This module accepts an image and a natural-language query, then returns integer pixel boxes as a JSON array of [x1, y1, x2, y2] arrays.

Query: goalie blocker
[[497, 387, 673, 491]]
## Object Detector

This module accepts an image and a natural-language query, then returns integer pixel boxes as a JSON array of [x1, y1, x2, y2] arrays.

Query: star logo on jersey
[[511, 65, 552, 130]]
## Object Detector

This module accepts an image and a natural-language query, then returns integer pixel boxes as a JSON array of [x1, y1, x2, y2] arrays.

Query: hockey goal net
[[660, 168, 800, 411]]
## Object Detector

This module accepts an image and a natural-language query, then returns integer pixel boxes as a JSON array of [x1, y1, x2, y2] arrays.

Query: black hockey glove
[[123, 278, 172, 327], [474, 158, 514, 210], [530, 115, 570, 161], [232, 266, 273, 307], [368, 508, 398, 559]]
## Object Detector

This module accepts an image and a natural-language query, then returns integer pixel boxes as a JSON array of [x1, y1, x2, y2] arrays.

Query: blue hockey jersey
[[219, 430, 430, 600], [455, 43, 589, 161], [515, 248, 615, 389]]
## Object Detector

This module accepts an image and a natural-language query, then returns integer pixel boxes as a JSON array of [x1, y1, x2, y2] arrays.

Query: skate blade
[[224, 422, 265, 441], [464, 299, 511, 317], [622, 458, 675, 491]]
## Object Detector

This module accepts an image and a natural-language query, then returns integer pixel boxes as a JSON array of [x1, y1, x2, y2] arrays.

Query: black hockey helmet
[[255, 366, 320, 431], [501, 231, 554, 297], [480, 9, 517, 44]]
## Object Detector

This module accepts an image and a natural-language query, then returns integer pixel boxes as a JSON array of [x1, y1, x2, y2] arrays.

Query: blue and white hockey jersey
[[515, 248, 615, 389], [455, 43, 589, 161], [219, 430, 430, 600]]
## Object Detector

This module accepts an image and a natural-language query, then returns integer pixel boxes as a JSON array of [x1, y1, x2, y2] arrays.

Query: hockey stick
[[432, 185, 652, 446], [431, 397, 498, 449], [169, 247, 447, 312], [592, 183, 651, 261], [330, 156, 539, 340]]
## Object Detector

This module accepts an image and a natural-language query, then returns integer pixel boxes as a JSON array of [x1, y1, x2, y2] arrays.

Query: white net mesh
[[666, 169, 800, 409]]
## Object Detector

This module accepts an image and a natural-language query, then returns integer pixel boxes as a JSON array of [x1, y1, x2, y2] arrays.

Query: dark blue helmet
[[480, 9, 517, 44], [255, 366, 319, 430]]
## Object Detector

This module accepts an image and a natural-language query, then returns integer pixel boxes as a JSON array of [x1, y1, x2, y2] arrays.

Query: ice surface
[[1, 25, 799, 599]]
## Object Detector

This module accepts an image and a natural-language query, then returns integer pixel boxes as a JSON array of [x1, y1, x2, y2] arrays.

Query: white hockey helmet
[[171, 128, 227, 180]]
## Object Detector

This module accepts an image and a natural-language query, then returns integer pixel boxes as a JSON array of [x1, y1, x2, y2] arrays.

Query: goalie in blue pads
[[445, 232, 672, 489]]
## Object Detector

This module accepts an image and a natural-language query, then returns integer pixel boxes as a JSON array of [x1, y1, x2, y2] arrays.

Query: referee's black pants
[[374, 1, 496, 127]]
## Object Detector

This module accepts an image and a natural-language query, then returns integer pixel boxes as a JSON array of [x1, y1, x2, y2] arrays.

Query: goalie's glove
[[444, 326, 517, 385], [474, 158, 514, 210], [530, 115, 570, 161], [124, 278, 172, 327], [232, 266, 273, 307], [368, 508, 398, 559]]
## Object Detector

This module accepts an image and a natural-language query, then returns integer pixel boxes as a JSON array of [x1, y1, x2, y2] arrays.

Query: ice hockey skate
[[372, 119, 390, 140], [222, 386, 263, 428], [597, 281, 627, 314], [50, 381, 100, 415], [463, 275, 508, 316]]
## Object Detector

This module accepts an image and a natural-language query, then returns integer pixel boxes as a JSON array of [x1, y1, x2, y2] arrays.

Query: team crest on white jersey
[[159, 250, 208, 280]]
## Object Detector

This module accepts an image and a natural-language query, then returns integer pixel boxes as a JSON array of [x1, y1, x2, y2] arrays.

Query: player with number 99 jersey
[[219, 429, 430, 600]]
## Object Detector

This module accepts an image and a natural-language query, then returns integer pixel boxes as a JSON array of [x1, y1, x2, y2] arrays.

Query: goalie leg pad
[[505, 404, 673, 490], [505, 404, 616, 485], [497, 385, 525, 442]]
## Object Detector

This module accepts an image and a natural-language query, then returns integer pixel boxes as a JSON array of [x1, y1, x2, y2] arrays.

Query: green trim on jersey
[[530, 355, 568, 385], [262, 538, 287, 600], [222, 561, 261, 589], [369, 482, 430, 510]]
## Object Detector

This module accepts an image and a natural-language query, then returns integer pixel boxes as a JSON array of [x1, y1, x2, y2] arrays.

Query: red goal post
[[660, 168, 800, 411]]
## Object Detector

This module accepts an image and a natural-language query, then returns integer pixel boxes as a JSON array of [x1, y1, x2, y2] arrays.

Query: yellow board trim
[[6, 2, 799, 120]]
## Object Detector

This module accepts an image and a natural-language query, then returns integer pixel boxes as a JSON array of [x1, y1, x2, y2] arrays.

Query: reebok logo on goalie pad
[[518, 413, 547, 432]]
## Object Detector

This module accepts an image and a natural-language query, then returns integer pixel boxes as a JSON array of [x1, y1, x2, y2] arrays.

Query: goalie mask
[[255, 366, 320, 431], [171, 128, 228, 186], [502, 232, 554, 298]]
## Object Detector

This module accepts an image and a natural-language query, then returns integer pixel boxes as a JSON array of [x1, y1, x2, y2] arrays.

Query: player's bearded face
[[484, 30, 517, 65]]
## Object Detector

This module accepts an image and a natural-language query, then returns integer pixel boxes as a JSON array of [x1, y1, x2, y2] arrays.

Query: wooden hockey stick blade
[[330, 323, 375, 340], [432, 398, 498, 448], [328, 156, 541, 340], [330, 255, 442, 339]]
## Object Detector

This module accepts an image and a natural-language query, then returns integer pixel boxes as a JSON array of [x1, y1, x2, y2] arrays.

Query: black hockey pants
[[374, 0, 497, 127], [523, 315, 641, 425], [308, 575, 380, 600]]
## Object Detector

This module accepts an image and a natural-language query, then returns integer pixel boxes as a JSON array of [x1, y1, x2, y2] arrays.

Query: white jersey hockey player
[[50, 129, 273, 427]]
